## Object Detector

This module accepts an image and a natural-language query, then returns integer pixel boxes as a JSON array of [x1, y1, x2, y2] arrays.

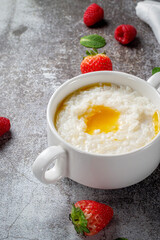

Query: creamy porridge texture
[[55, 83, 160, 154]]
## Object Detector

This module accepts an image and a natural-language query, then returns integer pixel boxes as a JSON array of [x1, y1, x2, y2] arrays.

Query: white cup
[[32, 71, 160, 189]]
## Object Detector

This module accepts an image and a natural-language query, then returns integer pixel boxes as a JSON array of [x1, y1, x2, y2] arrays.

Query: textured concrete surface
[[0, 0, 160, 240]]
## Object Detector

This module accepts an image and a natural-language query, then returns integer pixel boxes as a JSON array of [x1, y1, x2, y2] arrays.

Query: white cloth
[[136, 0, 160, 44]]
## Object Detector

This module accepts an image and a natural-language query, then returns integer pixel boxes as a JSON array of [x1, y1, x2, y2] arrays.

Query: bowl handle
[[147, 72, 160, 89], [32, 146, 67, 184]]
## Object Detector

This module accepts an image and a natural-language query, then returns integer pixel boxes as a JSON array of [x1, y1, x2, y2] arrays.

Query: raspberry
[[83, 3, 104, 27], [114, 24, 137, 45], [0, 117, 11, 137]]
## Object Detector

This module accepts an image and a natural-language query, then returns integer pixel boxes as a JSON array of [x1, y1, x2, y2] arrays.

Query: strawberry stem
[[69, 204, 90, 235], [85, 48, 99, 57], [93, 48, 98, 53], [83, 48, 107, 59], [90, 50, 97, 55], [86, 50, 91, 56]]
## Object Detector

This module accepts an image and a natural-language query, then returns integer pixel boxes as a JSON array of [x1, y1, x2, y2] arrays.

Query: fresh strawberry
[[81, 50, 112, 74], [0, 117, 11, 137], [114, 24, 137, 45], [84, 3, 104, 27], [70, 200, 113, 236]]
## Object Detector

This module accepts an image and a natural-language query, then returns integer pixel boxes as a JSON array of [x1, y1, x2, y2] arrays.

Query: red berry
[[81, 53, 112, 74], [0, 117, 11, 137], [114, 24, 137, 45], [84, 3, 104, 27], [70, 200, 113, 236]]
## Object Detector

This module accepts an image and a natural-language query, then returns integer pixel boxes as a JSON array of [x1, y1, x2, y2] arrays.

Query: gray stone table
[[0, 0, 160, 239]]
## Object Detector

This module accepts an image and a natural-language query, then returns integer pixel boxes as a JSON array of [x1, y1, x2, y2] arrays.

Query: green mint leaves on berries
[[69, 204, 90, 235], [80, 34, 106, 49], [152, 67, 160, 75]]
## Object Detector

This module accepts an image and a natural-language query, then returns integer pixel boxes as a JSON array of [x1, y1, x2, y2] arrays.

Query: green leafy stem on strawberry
[[69, 204, 90, 235], [85, 48, 106, 56]]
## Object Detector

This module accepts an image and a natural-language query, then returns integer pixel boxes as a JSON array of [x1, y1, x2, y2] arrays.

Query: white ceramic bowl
[[32, 71, 160, 189]]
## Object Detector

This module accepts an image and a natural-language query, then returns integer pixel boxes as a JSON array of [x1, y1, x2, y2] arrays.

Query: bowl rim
[[47, 71, 160, 158]]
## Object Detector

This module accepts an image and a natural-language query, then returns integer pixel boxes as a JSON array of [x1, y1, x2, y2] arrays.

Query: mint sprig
[[152, 67, 160, 75], [80, 34, 106, 49]]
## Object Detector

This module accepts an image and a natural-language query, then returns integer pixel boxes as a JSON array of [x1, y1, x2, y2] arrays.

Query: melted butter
[[152, 110, 160, 137], [54, 82, 111, 128], [80, 105, 120, 135]]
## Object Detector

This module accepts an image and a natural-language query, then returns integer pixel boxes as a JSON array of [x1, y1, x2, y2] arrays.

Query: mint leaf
[[80, 34, 106, 49], [152, 67, 160, 75]]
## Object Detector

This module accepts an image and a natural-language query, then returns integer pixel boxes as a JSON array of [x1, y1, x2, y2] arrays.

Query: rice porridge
[[55, 83, 160, 154]]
